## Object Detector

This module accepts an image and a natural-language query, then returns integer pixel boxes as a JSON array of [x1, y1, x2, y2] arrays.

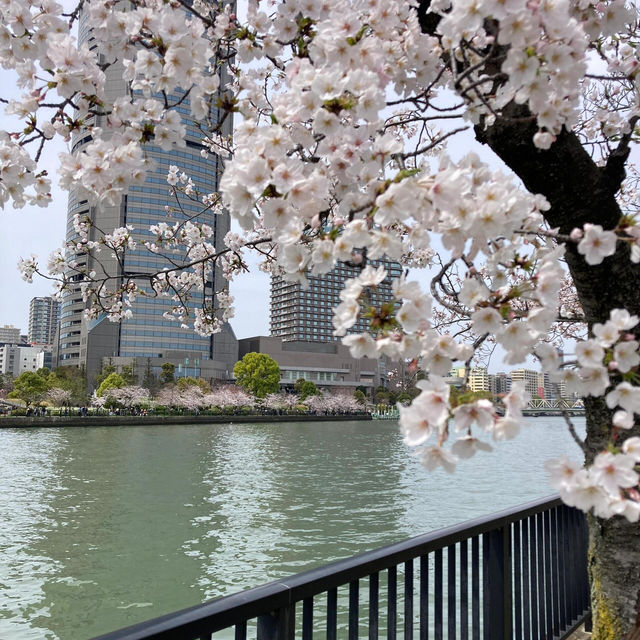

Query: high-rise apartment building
[[55, 9, 237, 386], [0, 325, 22, 344], [536, 371, 554, 399], [270, 260, 404, 343], [489, 372, 510, 396], [509, 368, 540, 398], [28, 297, 60, 346], [449, 367, 490, 393]]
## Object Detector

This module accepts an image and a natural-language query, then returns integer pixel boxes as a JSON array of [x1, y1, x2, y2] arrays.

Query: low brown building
[[238, 336, 399, 395]]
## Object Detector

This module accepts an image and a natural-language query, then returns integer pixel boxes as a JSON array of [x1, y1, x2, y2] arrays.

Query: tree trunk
[[471, 102, 640, 638], [414, 3, 640, 635], [585, 399, 640, 638]]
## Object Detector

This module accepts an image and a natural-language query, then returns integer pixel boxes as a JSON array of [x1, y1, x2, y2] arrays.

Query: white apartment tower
[[489, 372, 510, 396], [28, 296, 60, 346], [509, 368, 540, 398], [450, 367, 490, 393]]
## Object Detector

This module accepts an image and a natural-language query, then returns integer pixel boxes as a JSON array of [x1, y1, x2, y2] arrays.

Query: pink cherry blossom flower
[[419, 447, 458, 473]]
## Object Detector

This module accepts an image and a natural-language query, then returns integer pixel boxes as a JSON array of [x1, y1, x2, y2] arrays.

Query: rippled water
[[0, 418, 585, 639]]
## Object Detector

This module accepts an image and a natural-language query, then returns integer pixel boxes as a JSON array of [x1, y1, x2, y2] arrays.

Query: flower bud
[[569, 228, 583, 242]]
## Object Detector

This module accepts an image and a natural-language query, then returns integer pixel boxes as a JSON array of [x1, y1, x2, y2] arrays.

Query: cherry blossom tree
[[90, 391, 107, 410], [110, 385, 150, 409], [91, 384, 150, 410], [173, 385, 205, 411], [46, 387, 72, 410], [304, 394, 326, 414], [155, 383, 204, 411], [306, 392, 364, 414], [263, 391, 300, 411], [153, 384, 181, 409], [3, 0, 640, 632], [204, 384, 254, 410]]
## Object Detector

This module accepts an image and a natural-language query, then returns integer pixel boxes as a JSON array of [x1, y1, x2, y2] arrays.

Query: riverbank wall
[[0, 413, 372, 428]]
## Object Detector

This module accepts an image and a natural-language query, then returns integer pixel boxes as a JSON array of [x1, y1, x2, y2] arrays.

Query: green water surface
[[0, 418, 584, 639]]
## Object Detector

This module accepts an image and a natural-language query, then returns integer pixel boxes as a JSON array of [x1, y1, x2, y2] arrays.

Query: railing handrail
[[93, 494, 566, 640]]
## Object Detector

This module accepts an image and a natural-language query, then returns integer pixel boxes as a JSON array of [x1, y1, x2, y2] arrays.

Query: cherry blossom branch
[[400, 126, 470, 160]]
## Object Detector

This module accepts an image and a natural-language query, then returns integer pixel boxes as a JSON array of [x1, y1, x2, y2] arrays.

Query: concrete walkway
[[570, 626, 592, 639]]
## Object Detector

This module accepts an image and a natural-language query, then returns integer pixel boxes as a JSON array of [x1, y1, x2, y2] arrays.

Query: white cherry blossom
[[606, 382, 640, 415], [419, 447, 458, 473], [591, 452, 639, 495], [451, 436, 493, 459], [576, 224, 617, 265]]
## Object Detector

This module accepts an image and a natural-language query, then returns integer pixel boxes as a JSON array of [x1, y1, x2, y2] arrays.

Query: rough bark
[[414, 3, 640, 636], [472, 102, 640, 640]]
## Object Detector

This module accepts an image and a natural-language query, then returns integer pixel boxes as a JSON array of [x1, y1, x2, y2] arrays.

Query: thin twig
[[553, 381, 587, 453]]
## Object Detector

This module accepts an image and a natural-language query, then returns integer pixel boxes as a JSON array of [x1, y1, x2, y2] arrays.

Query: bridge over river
[[373, 399, 585, 420], [522, 398, 585, 417]]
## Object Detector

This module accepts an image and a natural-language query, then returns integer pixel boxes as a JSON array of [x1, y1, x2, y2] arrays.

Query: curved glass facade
[[56, 9, 234, 385]]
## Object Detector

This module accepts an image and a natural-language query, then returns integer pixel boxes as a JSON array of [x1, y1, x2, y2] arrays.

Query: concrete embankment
[[0, 413, 372, 428]]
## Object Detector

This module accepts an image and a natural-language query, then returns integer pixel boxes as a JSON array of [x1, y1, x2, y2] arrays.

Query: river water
[[0, 417, 585, 639]]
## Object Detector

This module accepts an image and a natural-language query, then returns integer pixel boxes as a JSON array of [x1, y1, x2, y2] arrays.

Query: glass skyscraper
[[55, 8, 237, 386]]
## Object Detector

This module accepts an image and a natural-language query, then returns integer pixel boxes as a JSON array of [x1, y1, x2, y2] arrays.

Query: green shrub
[[237, 405, 254, 415]]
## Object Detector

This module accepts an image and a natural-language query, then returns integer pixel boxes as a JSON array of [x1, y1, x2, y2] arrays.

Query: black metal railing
[[93, 495, 590, 640]]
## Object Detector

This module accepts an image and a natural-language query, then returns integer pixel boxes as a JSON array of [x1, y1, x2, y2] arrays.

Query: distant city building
[[558, 379, 569, 399], [0, 325, 22, 344], [0, 345, 47, 376], [445, 366, 571, 401], [239, 336, 400, 395], [99, 337, 238, 387], [543, 376, 569, 400], [54, 8, 236, 387], [536, 371, 553, 399], [509, 368, 539, 398], [449, 367, 489, 393], [444, 374, 466, 389], [270, 260, 403, 343], [36, 349, 53, 371], [28, 296, 60, 346], [489, 372, 510, 396]]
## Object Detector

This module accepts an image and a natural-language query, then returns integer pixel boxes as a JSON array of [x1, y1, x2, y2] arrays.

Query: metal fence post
[[483, 525, 512, 640], [257, 606, 295, 640]]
